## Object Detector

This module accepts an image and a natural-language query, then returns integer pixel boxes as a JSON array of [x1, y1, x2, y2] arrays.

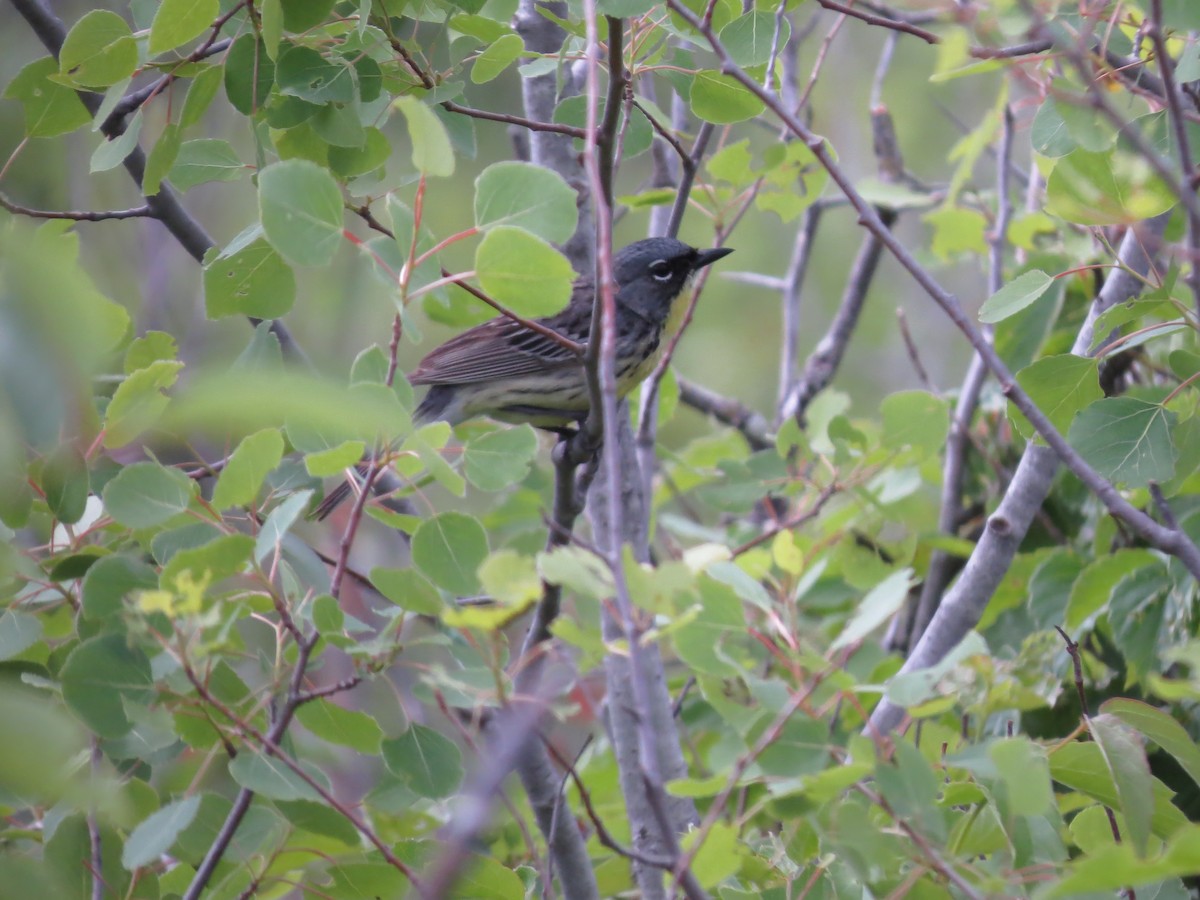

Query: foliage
[[2, 0, 1200, 898]]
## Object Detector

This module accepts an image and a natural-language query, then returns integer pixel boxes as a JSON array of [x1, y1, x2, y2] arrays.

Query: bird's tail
[[311, 390, 445, 521]]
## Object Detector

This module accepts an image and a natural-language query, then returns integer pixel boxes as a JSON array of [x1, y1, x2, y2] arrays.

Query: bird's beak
[[693, 247, 734, 270]]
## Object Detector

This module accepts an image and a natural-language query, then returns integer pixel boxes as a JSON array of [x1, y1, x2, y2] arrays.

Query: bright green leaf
[[474, 226, 575, 316], [5, 57, 91, 137], [370, 567, 443, 615], [59, 10, 138, 88], [463, 425, 539, 490], [168, 138, 244, 190], [394, 96, 455, 177], [211, 428, 285, 509], [105, 360, 183, 448], [1010, 354, 1102, 440], [880, 391, 949, 452], [474, 162, 578, 242], [979, 269, 1055, 324], [149, 0, 218, 55], [690, 71, 765, 124], [296, 700, 383, 753], [204, 235, 296, 319], [470, 34, 524, 83]]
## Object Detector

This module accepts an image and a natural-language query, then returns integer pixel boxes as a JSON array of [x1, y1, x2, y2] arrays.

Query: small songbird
[[314, 237, 731, 518], [410, 237, 733, 429]]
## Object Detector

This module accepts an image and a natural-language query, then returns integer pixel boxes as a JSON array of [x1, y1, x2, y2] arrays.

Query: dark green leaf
[[1068, 397, 1176, 488], [224, 35, 274, 115], [122, 796, 201, 869], [102, 462, 196, 528], [381, 725, 464, 798], [276, 45, 355, 104], [42, 445, 89, 524], [60, 633, 154, 739]]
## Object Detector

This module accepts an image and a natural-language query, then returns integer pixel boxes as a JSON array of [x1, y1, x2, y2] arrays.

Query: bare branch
[[0, 194, 153, 221], [677, 376, 772, 451], [812, 0, 939, 44]]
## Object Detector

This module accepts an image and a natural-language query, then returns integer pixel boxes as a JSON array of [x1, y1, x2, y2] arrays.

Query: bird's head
[[613, 237, 733, 321]]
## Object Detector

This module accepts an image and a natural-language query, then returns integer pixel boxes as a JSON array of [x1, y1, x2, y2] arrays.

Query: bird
[[314, 237, 732, 518]]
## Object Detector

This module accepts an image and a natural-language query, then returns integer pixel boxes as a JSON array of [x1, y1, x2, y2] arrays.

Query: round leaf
[[102, 462, 197, 528], [258, 159, 345, 268], [204, 237, 296, 320], [60, 634, 154, 739], [474, 162, 578, 243], [474, 226, 575, 317], [412, 512, 488, 595], [463, 425, 539, 490], [381, 725, 464, 798], [690, 71, 765, 124], [59, 10, 137, 88]]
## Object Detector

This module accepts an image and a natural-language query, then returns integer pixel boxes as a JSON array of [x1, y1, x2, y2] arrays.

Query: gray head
[[613, 237, 733, 321]]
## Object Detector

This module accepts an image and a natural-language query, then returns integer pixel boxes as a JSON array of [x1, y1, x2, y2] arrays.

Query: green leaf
[[303, 440, 364, 477], [274, 800, 358, 846], [1067, 397, 1176, 488], [125, 331, 178, 373], [90, 109, 143, 173], [463, 425, 539, 490], [224, 35, 275, 115], [42, 445, 89, 524], [471, 34, 524, 83], [329, 127, 390, 177], [211, 428, 284, 509], [149, 0, 218, 55], [1065, 550, 1160, 630], [123, 796, 201, 869], [59, 10, 138, 88], [168, 138, 244, 190], [60, 633, 154, 739], [102, 462, 197, 528], [180, 64, 224, 127], [689, 71, 765, 124], [1010, 354, 1102, 440], [879, 391, 949, 452], [876, 740, 945, 840], [105, 360, 184, 448], [1102, 698, 1200, 796], [1030, 98, 1075, 158], [5, 57, 91, 137], [1047, 147, 1177, 225], [381, 725, 464, 798], [370, 567, 443, 615], [925, 206, 988, 259], [474, 162, 578, 243], [1049, 740, 1187, 839], [143, 122, 182, 195], [990, 737, 1053, 816], [1088, 713, 1154, 857], [254, 491, 312, 563], [474, 226, 575, 316], [258, 159, 345, 268], [82, 555, 158, 619], [281, 0, 337, 32], [275, 45, 355, 103], [0, 609, 42, 661], [830, 569, 913, 650], [228, 751, 324, 801], [160, 533, 254, 592], [979, 269, 1056, 323], [679, 821, 742, 888], [538, 546, 614, 599], [204, 234, 296, 319], [296, 700, 383, 753], [719, 11, 789, 67], [412, 512, 488, 595], [394, 96, 455, 176], [1043, 826, 1200, 898]]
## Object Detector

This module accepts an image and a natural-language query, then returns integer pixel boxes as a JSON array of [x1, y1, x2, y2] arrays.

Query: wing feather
[[410, 314, 582, 386]]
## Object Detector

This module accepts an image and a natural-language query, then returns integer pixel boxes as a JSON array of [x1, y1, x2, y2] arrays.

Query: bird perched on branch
[[315, 237, 732, 518]]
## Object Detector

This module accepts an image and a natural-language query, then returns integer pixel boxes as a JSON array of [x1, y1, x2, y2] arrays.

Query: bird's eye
[[648, 260, 672, 282]]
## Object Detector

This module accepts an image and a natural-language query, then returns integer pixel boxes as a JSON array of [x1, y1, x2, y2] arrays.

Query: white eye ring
[[649, 260, 672, 282]]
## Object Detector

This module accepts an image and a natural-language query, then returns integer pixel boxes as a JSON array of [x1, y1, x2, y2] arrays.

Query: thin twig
[[0, 194, 154, 221], [813, 0, 939, 44]]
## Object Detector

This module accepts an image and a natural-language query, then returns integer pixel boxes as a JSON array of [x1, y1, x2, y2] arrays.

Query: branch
[[1147, 0, 1200, 318], [812, 0, 940, 44], [668, 0, 1200, 584], [869, 215, 1172, 735], [676, 376, 771, 451], [0, 194, 153, 221], [10, 0, 306, 364], [910, 104, 1015, 649]]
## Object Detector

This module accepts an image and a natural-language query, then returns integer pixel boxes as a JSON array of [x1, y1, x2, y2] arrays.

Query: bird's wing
[[409, 314, 582, 386]]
